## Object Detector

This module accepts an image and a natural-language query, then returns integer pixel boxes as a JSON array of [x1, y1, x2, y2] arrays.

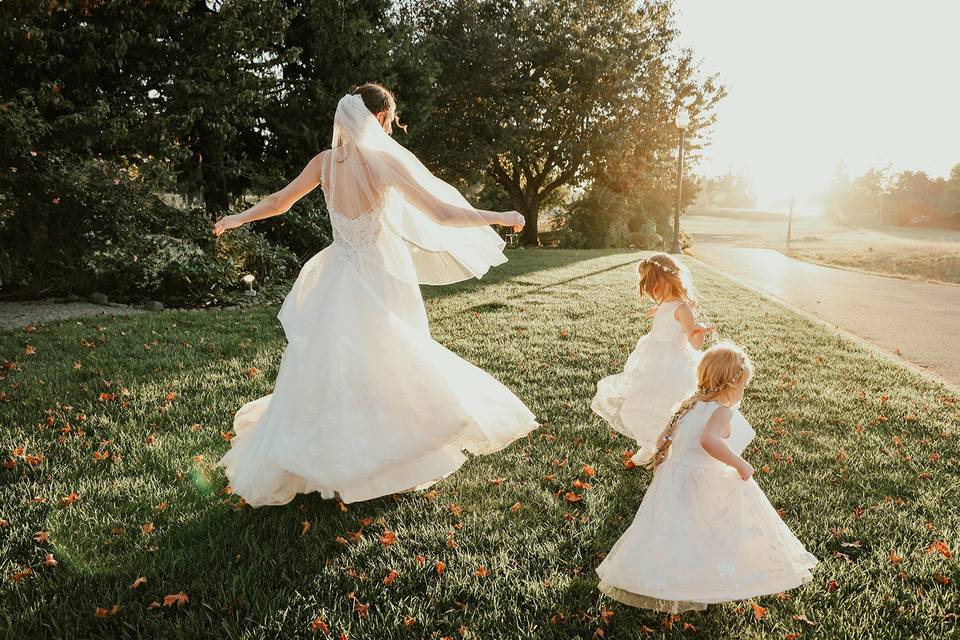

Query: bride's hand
[[213, 214, 244, 237], [502, 211, 525, 232]]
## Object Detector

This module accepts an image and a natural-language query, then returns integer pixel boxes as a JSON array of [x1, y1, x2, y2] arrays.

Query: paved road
[[691, 243, 960, 389]]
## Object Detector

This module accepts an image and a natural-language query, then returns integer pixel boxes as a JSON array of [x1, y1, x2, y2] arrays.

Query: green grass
[[685, 208, 960, 284], [1, 249, 958, 639]]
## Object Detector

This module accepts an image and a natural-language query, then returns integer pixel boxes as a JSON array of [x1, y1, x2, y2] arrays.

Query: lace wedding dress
[[217, 95, 538, 506], [596, 401, 817, 612]]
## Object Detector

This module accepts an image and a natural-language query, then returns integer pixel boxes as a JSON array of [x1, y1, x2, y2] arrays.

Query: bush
[[556, 185, 666, 249], [0, 152, 298, 305]]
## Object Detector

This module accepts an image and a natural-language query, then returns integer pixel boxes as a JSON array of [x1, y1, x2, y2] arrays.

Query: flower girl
[[596, 342, 818, 613], [592, 253, 712, 465]]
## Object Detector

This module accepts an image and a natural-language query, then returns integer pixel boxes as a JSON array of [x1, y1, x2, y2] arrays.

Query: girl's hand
[[501, 211, 525, 232], [214, 214, 245, 237], [736, 460, 754, 481], [691, 324, 715, 336]]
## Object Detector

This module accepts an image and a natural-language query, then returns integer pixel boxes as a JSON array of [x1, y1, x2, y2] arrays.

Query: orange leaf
[[164, 391, 177, 403], [140, 522, 155, 535], [423, 489, 440, 501], [10, 567, 33, 582], [383, 569, 398, 586], [564, 491, 582, 503], [43, 553, 57, 567], [572, 479, 592, 490], [403, 615, 416, 627], [33, 530, 50, 543], [600, 607, 615, 624], [130, 576, 148, 590], [162, 592, 189, 607], [889, 550, 903, 565], [510, 502, 522, 513], [415, 555, 425, 566], [750, 601, 766, 620], [436, 561, 446, 576], [301, 521, 312, 537], [380, 530, 397, 546], [933, 573, 951, 585], [582, 464, 596, 477], [246, 367, 259, 379], [60, 490, 79, 506], [474, 566, 488, 578], [786, 634, 801, 640], [926, 541, 952, 558], [825, 579, 839, 592], [310, 617, 330, 634], [448, 504, 463, 517], [334, 536, 349, 545]]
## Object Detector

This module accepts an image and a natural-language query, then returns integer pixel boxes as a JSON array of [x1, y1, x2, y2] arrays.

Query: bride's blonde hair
[[638, 253, 693, 305], [648, 341, 754, 471]]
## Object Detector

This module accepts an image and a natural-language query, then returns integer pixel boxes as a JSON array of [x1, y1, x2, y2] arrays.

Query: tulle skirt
[[591, 336, 701, 463], [217, 243, 538, 506], [596, 459, 818, 612]]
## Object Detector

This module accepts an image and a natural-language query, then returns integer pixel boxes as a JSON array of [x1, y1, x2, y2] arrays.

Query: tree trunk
[[518, 197, 540, 246]]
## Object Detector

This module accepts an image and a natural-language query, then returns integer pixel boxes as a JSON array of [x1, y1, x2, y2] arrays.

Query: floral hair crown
[[639, 257, 679, 275]]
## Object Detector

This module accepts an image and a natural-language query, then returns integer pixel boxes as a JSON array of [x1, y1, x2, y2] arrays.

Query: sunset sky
[[674, 0, 960, 212]]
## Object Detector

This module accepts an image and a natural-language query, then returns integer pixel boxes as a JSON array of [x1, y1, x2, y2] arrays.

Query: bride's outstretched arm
[[214, 153, 326, 236], [380, 152, 523, 230]]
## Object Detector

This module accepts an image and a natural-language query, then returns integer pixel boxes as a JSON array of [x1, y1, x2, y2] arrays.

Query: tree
[[413, 0, 723, 244]]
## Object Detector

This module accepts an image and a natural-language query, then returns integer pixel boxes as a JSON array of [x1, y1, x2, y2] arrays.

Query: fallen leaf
[[933, 573, 951, 586], [334, 536, 349, 545], [162, 592, 189, 607], [43, 553, 57, 567], [927, 541, 952, 558], [825, 579, 839, 592], [246, 367, 259, 379], [164, 391, 177, 403], [564, 491, 582, 503], [583, 464, 596, 477], [474, 566, 488, 578], [750, 601, 766, 620], [448, 504, 463, 517], [33, 530, 50, 543], [310, 617, 330, 634], [600, 607, 615, 624], [60, 490, 79, 506], [301, 521, 311, 537], [423, 489, 440, 501], [383, 569, 398, 585], [130, 576, 147, 590], [403, 615, 416, 627], [510, 502, 522, 513], [380, 530, 397, 546], [140, 522, 155, 535], [889, 550, 903, 565], [436, 561, 446, 576], [10, 567, 33, 582]]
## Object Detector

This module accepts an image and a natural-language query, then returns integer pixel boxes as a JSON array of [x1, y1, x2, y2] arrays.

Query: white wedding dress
[[217, 94, 538, 506]]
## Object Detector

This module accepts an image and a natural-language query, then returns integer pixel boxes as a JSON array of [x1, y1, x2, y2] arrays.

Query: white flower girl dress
[[592, 299, 701, 464], [596, 401, 817, 612]]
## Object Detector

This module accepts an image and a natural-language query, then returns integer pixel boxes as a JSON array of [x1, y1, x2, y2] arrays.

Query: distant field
[[685, 207, 960, 284]]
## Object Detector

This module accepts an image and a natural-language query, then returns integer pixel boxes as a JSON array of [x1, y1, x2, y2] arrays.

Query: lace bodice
[[669, 401, 755, 469], [647, 300, 687, 343], [329, 207, 383, 249]]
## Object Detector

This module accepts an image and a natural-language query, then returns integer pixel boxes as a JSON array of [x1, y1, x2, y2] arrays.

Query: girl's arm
[[674, 302, 714, 349], [699, 406, 754, 480], [214, 152, 326, 236]]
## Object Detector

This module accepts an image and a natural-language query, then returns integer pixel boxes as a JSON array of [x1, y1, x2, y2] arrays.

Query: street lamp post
[[671, 106, 690, 254]]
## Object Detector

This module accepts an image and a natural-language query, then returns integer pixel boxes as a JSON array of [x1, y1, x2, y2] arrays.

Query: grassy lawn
[[1, 249, 958, 639], [685, 208, 960, 284]]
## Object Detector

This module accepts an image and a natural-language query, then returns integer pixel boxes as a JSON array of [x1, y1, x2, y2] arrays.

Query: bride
[[212, 83, 538, 506]]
